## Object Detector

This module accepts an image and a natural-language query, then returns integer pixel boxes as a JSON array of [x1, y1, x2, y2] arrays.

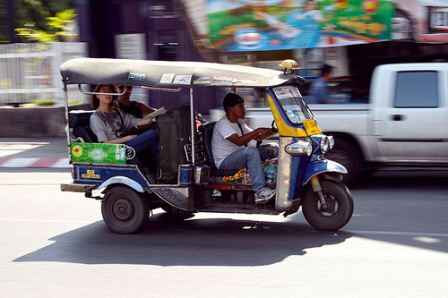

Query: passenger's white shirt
[[211, 117, 256, 168]]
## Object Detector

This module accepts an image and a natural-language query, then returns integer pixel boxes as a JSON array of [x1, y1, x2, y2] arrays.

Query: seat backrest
[[69, 110, 98, 143], [201, 122, 216, 169]]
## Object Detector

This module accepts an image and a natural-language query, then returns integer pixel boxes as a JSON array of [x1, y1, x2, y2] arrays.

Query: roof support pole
[[63, 83, 71, 157], [189, 87, 196, 165]]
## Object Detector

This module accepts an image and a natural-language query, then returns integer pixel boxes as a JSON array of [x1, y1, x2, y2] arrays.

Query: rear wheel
[[302, 180, 354, 231], [101, 186, 148, 234]]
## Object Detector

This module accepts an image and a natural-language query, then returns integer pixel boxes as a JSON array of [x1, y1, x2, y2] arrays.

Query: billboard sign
[[207, 0, 394, 51]]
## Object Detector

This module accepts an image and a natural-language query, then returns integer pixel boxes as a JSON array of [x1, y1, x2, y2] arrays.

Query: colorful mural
[[208, 0, 393, 51]]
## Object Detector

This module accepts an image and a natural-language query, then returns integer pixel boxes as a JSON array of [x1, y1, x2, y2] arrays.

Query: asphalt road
[[1, 170, 447, 298]]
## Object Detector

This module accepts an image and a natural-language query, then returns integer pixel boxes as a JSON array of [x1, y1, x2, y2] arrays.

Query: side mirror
[[295, 76, 307, 86]]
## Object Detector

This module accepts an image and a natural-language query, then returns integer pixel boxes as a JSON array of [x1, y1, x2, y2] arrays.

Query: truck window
[[394, 71, 439, 108]]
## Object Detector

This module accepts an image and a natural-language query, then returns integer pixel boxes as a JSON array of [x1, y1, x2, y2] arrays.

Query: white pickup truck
[[214, 63, 448, 183]]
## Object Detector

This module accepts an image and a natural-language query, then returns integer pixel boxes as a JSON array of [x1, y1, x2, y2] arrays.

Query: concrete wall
[[0, 107, 66, 138]]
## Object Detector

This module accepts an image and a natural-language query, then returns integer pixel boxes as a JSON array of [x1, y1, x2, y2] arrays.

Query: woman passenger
[[89, 84, 158, 166]]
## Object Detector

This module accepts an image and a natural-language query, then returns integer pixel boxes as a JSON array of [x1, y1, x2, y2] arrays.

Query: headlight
[[320, 137, 329, 154], [320, 135, 335, 154], [285, 140, 312, 156], [328, 135, 335, 149]]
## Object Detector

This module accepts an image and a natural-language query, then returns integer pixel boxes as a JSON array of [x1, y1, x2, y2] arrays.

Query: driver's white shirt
[[211, 117, 256, 168]]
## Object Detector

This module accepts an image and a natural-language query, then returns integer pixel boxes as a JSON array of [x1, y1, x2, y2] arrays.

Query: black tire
[[302, 180, 354, 231], [101, 186, 148, 234], [325, 137, 363, 186]]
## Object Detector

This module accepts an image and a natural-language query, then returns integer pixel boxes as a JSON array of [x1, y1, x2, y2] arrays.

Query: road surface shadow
[[14, 214, 350, 266], [346, 174, 448, 253], [13, 173, 448, 265], [367, 173, 448, 189]]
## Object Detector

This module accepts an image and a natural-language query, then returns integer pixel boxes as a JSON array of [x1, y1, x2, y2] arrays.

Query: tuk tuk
[[60, 58, 353, 234]]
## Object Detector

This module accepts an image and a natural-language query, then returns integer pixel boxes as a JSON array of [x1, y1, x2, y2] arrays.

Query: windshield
[[272, 86, 314, 125]]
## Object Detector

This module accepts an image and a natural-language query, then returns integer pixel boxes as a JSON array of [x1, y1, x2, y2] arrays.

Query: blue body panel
[[287, 155, 310, 201], [302, 159, 347, 186], [73, 164, 149, 189], [288, 156, 300, 200]]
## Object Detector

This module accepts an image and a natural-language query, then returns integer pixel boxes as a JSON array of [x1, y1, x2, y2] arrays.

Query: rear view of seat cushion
[[201, 122, 217, 168], [69, 111, 98, 143]]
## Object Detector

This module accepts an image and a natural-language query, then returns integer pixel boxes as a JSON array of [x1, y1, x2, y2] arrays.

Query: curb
[[0, 157, 70, 168]]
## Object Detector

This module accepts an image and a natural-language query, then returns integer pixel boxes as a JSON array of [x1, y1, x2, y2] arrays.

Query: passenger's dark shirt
[[119, 101, 143, 118]]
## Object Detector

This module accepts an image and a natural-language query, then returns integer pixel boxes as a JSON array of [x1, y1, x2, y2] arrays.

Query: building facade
[[75, 0, 221, 112]]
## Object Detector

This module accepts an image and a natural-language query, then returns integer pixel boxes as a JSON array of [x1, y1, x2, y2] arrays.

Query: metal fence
[[0, 42, 87, 106]]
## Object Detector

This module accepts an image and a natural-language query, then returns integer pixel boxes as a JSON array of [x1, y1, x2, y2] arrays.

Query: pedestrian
[[310, 63, 334, 104]]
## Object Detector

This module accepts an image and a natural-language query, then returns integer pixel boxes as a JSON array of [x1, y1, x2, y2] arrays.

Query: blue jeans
[[125, 129, 159, 163], [219, 147, 267, 192]]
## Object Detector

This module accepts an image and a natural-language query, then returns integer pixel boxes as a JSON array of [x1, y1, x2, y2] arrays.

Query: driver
[[211, 93, 277, 204], [89, 84, 159, 166]]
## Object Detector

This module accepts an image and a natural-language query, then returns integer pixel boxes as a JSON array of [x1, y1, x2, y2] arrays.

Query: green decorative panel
[[70, 142, 130, 164]]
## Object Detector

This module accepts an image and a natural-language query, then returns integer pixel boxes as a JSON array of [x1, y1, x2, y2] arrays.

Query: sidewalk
[[0, 138, 69, 168]]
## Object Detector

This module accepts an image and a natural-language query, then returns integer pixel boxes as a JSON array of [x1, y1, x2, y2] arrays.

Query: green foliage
[[14, 0, 76, 43], [0, 34, 8, 43], [20, 98, 83, 108], [31, 98, 55, 106]]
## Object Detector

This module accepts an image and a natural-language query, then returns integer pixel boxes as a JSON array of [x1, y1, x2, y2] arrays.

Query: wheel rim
[[317, 194, 339, 217], [112, 198, 135, 221]]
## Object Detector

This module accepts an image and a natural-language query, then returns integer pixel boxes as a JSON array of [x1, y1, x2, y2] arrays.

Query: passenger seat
[[69, 110, 98, 143]]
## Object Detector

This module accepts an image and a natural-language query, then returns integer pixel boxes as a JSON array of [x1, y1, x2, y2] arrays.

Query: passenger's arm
[[106, 135, 136, 144], [138, 102, 156, 116], [124, 113, 152, 129], [136, 117, 153, 128]]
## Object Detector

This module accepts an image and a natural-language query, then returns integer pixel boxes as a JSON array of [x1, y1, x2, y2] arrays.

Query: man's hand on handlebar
[[254, 127, 276, 141]]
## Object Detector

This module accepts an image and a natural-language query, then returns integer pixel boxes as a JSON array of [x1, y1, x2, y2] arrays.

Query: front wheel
[[302, 180, 353, 231]]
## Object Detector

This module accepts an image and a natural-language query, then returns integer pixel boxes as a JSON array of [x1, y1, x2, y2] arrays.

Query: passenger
[[89, 84, 158, 166], [211, 93, 277, 204], [310, 63, 334, 104], [116, 85, 155, 118]]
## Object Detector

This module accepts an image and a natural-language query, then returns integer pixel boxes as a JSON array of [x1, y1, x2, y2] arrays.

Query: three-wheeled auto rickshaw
[[60, 58, 353, 234]]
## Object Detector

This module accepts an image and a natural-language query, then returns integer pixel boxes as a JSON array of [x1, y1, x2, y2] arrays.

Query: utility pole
[[6, 0, 16, 43]]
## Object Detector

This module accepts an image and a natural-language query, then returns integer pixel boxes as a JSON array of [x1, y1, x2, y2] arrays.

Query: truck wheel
[[101, 186, 148, 234], [302, 180, 354, 231], [325, 138, 363, 186]]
